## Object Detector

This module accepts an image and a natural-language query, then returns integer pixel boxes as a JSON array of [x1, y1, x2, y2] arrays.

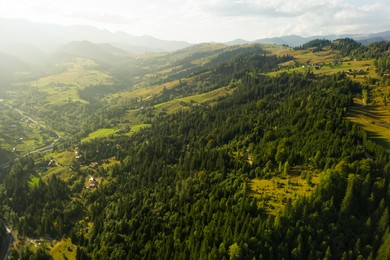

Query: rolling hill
[[0, 18, 191, 57], [51, 41, 133, 66]]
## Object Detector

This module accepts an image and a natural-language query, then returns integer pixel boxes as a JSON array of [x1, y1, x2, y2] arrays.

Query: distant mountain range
[[225, 31, 390, 47], [1, 17, 390, 73], [0, 18, 191, 65]]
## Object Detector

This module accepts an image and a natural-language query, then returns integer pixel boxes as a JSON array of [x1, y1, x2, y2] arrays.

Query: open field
[[50, 238, 77, 260], [81, 123, 152, 143], [154, 86, 234, 114], [268, 57, 377, 81], [81, 128, 118, 142], [265, 46, 379, 82], [250, 170, 320, 214], [36, 150, 76, 182], [28, 58, 112, 104], [264, 45, 336, 65], [118, 79, 182, 100], [347, 98, 390, 152]]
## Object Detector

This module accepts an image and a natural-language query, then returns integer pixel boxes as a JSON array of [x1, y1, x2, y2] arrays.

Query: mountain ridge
[[225, 31, 390, 47], [0, 18, 191, 60]]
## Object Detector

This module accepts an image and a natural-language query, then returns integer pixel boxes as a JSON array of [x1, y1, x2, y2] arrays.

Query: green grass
[[268, 59, 377, 80], [44, 151, 75, 166], [28, 175, 40, 187], [250, 170, 320, 215], [155, 86, 234, 114], [50, 238, 77, 260], [81, 124, 151, 142], [118, 79, 182, 100], [38, 151, 77, 182], [129, 124, 151, 134], [82, 128, 118, 142], [27, 58, 112, 104], [347, 98, 390, 152]]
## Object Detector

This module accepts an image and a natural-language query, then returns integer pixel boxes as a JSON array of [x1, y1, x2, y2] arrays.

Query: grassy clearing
[[45, 151, 75, 166], [28, 175, 40, 187], [50, 238, 77, 260], [121, 109, 141, 124], [81, 123, 151, 142], [250, 170, 320, 215], [118, 79, 181, 100], [82, 128, 118, 142], [268, 58, 377, 81], [128, 124, 151, 134], [264, 45, 336, 65], [347, 98, 390, 152], [155, 86, 234, 114], [39, 151, 76, 181], [265, 46, 379, 82], [28, 58, 112, 104], [100, 157, 121, 169]]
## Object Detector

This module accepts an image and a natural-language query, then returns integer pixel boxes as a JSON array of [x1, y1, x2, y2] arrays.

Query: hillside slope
[[0, 38, 389, 259]]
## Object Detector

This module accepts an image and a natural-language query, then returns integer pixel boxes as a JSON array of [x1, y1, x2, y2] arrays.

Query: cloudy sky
[[0, 0, 389, 42]]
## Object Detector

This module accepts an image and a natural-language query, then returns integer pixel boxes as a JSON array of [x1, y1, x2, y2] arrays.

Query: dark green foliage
[[375, 51, 390, 75], [295, 39, 331, 51], [67, 72, 387, 259], [347, 41, 390, 61], [0, 224, 7, 259], [331, 38, 362, 56]]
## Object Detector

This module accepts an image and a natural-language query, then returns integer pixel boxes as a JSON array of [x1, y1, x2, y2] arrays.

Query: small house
[[87, 176, 98, 189], [89, 162, 99, 168]]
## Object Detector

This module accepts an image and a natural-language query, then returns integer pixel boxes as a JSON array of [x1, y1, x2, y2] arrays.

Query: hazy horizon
[[0, 0, 389, 43]]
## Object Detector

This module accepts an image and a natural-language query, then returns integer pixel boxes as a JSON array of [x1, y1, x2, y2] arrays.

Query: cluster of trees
[[352, 41, 390, 60], [375, 51, 390, 75], [331, 38, 363, 56], [295, 39, 331, 51]]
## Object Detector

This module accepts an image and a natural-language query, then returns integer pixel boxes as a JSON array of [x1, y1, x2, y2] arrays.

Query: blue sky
[[0, 0, 389, 42]]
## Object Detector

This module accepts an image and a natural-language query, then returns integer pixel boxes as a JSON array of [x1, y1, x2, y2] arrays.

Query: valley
[[0, 36, 389, 259]]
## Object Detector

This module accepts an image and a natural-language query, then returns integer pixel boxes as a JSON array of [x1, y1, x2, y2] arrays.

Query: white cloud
[[0, 0, 389, 42]]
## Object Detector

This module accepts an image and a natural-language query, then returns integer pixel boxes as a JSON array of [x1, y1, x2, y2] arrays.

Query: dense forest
[[0, 39, 389, 259]]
